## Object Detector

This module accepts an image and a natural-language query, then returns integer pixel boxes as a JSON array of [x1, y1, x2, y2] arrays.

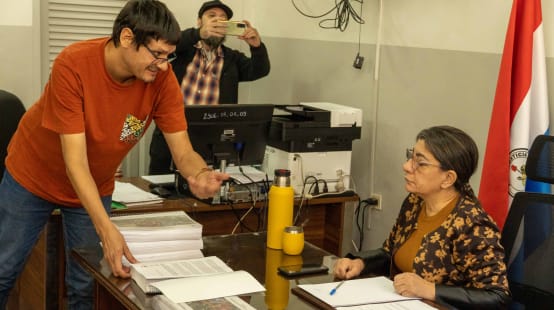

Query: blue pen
[[329, 280, 345, 295]]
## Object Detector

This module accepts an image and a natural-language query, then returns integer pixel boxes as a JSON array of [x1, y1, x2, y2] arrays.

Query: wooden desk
[[8, 178, 357, 309], [122, 177, 359, 255], [72, 232, 338, 310]]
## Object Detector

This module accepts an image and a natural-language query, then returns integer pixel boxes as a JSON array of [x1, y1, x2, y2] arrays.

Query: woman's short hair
[[112, 0, 181, 49], [416, 126, 479, 193]]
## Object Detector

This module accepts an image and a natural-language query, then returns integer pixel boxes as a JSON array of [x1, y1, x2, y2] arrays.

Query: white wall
[[0, 0, 42, 107]]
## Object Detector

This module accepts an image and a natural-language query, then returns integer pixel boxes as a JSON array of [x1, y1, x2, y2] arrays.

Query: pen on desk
[[329, 280, 345, 296]]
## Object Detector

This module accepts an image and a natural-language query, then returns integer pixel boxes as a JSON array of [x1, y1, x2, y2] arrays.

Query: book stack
[[111, 211, 204, 264]]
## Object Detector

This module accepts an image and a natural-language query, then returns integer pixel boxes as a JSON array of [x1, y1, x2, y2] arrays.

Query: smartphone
[[277, 263, 329, 277], [219, 20, 247, 36]]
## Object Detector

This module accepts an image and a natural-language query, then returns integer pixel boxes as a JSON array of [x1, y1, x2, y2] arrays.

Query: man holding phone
[[149, 0, 271, 175]]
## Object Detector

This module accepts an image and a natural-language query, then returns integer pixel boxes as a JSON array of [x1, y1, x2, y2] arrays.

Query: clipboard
[[291, 286, 334, 310]]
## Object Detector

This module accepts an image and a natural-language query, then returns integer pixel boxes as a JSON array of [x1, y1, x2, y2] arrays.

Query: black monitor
[[185, 104, 274, 169]]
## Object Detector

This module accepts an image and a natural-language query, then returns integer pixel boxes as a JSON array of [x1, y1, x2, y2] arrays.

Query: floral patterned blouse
[[382, 192, 509, 295]]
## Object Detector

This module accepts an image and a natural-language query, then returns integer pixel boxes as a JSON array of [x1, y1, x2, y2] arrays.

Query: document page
[[132, 256, 232, 280], [297, 276, 419, 307], [152, 270, 265, 304]]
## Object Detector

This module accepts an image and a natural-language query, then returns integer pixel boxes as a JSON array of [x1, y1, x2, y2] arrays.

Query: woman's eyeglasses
[[406, 148, 442, 171]]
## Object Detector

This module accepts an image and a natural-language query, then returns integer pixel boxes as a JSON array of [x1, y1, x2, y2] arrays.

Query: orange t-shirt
[[6, 37, 186, 207]]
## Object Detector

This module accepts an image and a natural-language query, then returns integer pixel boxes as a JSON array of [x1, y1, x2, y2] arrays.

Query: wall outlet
[[370, 193, 382, 211]]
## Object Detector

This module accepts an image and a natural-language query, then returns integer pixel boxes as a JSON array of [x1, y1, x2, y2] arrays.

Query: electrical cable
[[291, 0, 364, 32], [354, 198, 372, 251], [227, 200, 256, 233], [231, 203, 257, 234]]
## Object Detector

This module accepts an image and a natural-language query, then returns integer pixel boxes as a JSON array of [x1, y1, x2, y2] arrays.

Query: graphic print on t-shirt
[[120, 114, 147, 144]]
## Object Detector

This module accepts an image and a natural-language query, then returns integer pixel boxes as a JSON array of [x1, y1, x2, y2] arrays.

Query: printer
[[262, 102, 362, 195]]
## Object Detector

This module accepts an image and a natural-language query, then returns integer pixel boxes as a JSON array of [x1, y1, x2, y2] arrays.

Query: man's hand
[[99, 222, 137, 278], [333, 258, 364, 279], [199, 17, 227, 39], [186, 170, 229, 199], [238, 20, 261, 48], [393, 272, 436, 300]]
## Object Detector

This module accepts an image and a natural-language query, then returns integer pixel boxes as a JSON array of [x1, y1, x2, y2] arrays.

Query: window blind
[[47, 0, 126, 69]]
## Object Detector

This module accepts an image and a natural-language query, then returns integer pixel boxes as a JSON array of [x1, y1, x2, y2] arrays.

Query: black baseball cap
[[198, 1, 233, 19]]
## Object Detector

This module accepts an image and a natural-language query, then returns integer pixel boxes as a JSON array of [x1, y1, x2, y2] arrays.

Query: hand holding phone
[[219, 20, 247, 36]]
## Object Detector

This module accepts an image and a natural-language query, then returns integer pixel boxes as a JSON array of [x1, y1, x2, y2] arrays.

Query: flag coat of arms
[[479, 0, 549, 230]]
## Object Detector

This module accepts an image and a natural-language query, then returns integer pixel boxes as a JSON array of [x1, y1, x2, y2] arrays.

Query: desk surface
[[73, 232, 338, 310]]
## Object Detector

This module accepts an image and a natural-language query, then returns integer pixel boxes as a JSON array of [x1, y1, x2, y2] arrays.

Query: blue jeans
[[0, 170, 111, 310]]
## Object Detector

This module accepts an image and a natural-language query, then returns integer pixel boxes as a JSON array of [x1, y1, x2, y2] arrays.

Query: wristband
[[195, 167, 213, 179]]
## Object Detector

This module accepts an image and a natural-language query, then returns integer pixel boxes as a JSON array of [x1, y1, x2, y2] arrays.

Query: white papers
[[152, 270, 265, 304], [297, 276, 418, 307], [124, 250, 203, 266], [111, 211, 202, 242], [112, 211, 204, 265], [336, 300, 436, 310], [141, 174, 174, 185], [113, 181, 164, 206], [126, 239, 203, 253], [225, 166, 267, 184], [130, 256, 231, 294], [132, 256, 232, 280]]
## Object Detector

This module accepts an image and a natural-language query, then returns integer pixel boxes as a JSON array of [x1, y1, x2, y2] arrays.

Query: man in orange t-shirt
[[0, 1, 228, 309]]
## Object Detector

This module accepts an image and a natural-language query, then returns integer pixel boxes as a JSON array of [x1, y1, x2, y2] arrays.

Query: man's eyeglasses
[[143, 45, 177, 65], [406, 148, 442, 171]]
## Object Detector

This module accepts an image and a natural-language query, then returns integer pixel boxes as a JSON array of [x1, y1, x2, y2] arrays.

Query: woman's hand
[[333, 258, 364, 279], [393, 272, 436, 300]]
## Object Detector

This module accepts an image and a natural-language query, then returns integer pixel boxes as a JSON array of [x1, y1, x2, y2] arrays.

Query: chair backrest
[[501, 192, 554, 308], [501, 134, 554, 308], [525, 134, 554, 184], [0, 90, 26, 182]]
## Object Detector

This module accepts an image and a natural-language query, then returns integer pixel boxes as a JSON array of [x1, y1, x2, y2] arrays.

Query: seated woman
[[334, 125, 510, 309]]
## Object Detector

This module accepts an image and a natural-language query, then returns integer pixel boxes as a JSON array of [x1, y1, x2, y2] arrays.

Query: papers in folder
[[297, 276, 432, 308], [141, 174, 174, 186], [225, 166, 267, 184], [112, 181, 164, 207]]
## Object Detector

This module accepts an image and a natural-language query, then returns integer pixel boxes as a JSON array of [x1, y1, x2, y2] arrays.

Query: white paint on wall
[[165, 0, 540, 55], [0, 0, 32, 26]]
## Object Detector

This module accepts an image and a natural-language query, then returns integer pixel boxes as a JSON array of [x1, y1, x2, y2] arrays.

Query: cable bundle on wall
[[291, 0, 364, 31]]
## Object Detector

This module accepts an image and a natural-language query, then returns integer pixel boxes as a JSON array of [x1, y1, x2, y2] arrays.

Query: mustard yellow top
[[393, 198, 458, 273]]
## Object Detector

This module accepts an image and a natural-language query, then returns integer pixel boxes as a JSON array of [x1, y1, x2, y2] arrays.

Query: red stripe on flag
[[479, 0, 542, 229]]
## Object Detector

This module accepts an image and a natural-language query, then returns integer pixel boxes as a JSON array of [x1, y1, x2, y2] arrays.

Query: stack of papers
[[130, 256, 231, 294], [130, 255, 265, 305], [111, 211, 204, 264], [225, 166, 267, 184], [151, 292, 256, 310], [152, 269, 265, 304], [141, 174, 174, 186], [112, 181, 164, 207]]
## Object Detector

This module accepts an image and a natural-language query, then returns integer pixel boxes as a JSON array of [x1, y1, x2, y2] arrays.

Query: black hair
[[416, 126, 479, 195], [111, 0, 181, 49]]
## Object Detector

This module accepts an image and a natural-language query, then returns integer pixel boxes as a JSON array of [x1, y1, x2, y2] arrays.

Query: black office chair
[[501, 135, 554, 309], [525, 134, 554, 184], [0, 90, 26, 182]]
